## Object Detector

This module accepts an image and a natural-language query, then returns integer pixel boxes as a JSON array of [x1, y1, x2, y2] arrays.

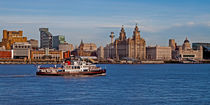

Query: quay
[[0, 59, 62, 65], [1, 59, 207, 65]]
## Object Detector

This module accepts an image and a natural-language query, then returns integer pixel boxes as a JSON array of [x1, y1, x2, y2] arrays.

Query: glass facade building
[[192, 43, 210, 59], [53, 35, 65, 50]]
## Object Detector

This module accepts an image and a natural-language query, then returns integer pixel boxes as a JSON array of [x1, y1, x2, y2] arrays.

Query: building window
[[183, 55, 195, 57]]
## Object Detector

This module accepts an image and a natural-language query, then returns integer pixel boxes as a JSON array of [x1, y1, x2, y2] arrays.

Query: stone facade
[[28, 39, 38, 50], [0, 30, 27, 50], [169, 39, 176, 50], [12, 42, 31, 59], [71, 40, 97, 56], [31, 48, 63, 60], [146, 46, 171, 60], [78, 40, 97, 51], [97, 46, 104, 60], [104, 25, 146, 60], [59, 42, 74, 52], [170, 38, 203, 60]]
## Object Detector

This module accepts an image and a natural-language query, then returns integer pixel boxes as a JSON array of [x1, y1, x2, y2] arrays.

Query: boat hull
[[36, 69, 106, 76]]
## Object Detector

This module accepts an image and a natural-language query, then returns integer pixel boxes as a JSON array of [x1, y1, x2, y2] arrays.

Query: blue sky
[[0, 0, 210, 47]]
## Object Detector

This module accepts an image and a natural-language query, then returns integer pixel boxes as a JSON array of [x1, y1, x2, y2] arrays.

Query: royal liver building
[[104, 24, 146, 60]]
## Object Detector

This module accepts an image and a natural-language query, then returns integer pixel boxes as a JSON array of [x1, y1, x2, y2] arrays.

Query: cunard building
[[104, 24, 146, 60]]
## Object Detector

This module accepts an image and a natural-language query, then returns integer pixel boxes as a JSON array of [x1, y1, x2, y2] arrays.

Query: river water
[[0, 64, 210, 105]]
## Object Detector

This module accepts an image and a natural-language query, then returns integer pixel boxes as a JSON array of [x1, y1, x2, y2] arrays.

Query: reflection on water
[[0, 64, 210, 105], [36, 74, 106, 79], [0, 75, 34, 78], [63, 74, 106, 78]]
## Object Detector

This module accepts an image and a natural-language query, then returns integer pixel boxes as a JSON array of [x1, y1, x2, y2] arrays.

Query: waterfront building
[[0, 50, 13, 59], [146, 46, 171, 60], [192, 43, 210, 50], [0, 30, 27, 50], [202, 47, 210, 59], [169, 39, 178, 59], [104, 24, 146, 60], [78, 40, 97, 51], [27, 39, 38, 50], [58, 42, 74, 52], [170, 38, 203, 60], [169, 39, 177, 50], [192, 43, 210, 59], [71, 40, 97, 56], [30, 48, 63, 60], [12, 42, 31, 59], [104, 44, 112, 59], [53, 35, 65, 50], [40, 28, 53, 49], [97, 46, 104, 60]]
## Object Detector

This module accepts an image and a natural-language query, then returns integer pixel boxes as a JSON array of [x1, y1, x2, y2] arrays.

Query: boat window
[[72, 66, 76, 69], [58, 70, 62, 72]]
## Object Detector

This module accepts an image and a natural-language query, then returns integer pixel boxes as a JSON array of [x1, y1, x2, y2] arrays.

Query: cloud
[[173, 23, 183, 27], [187, 22, 195, 26], [148, 24, 210, 45], [172, 21, 201, 27], [208, 22, 210, 26], [97, 22, 170, 33], [140, 25, 170, 33]]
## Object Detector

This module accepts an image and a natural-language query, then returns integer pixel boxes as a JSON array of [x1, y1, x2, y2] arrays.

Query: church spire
[[79, 40, 84, 50]]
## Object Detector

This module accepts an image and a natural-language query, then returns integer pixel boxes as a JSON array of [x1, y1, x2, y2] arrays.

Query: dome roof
[[184, 37, 190, 43]]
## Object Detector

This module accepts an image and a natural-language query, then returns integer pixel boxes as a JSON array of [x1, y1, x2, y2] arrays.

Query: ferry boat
[[36, 60, 106, 76]]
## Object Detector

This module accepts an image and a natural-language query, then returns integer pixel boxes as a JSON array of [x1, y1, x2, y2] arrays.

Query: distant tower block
[[109, 32, 115, 44], [169, 39, 176, 50]]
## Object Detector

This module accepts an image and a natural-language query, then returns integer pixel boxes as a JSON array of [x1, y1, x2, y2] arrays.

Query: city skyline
[[0, 0, 210, 46]]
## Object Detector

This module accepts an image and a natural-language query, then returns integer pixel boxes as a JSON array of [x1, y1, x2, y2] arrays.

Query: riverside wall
[[0, 59, 210, 64]]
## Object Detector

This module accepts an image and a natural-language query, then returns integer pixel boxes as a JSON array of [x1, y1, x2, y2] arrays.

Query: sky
[[0, 0, 210, 47]]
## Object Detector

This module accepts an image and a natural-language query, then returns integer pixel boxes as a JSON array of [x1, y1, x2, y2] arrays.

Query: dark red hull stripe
[[36, 69, 106, 76]]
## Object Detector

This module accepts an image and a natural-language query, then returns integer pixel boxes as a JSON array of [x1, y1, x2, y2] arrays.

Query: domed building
[[182, 37, 191, 50], [169, 37, 203, 61]]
